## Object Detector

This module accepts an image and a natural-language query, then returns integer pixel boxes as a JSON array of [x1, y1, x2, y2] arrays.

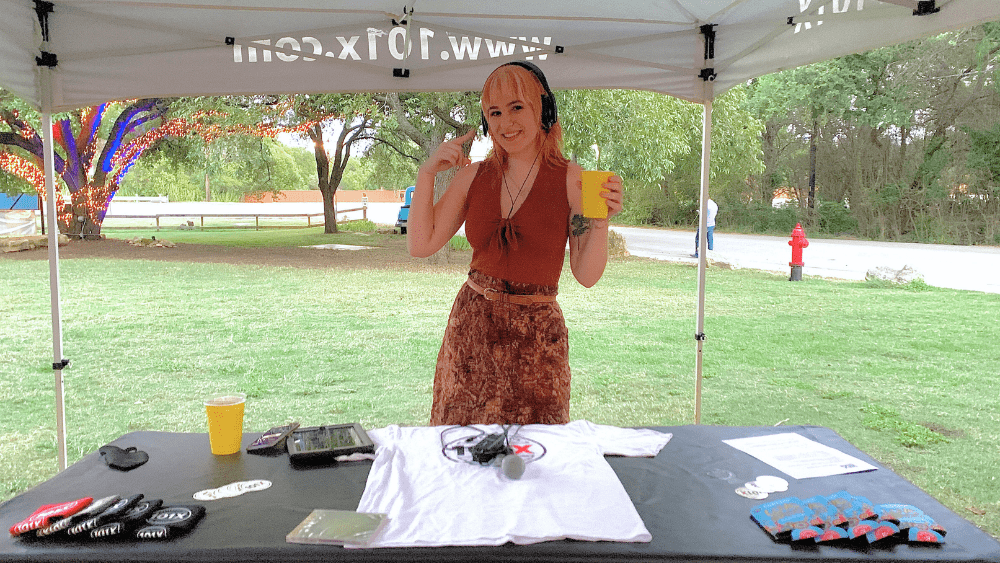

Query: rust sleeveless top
[[465, 158, 571, 287]]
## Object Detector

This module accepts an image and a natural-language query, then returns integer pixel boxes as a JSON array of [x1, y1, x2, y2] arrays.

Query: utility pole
[[808, 120, 817, 209]]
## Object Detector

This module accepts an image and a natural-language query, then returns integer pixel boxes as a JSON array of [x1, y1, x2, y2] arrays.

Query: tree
[[558, 89, 690, 186], [373, 91, 480, 260], [375, 91, 480, 196], [556, 87, 763, 226], [159, 96, 315, 202], [1, 93, 316, 236], [278, 94, 381, 234], [0, 97, 177, 238], [744, 24, 1000, 242], [661, 86, 765, 219], [745, 57, 864, 211], [340, 155, 417, 192], [117, 136, 306, 202]]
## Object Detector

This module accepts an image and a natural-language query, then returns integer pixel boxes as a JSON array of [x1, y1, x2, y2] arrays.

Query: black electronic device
[[438, 425, 525, 479], [286, 423, 374, 463], [246, 422, 300, 454], [470, 433, 510, 464]]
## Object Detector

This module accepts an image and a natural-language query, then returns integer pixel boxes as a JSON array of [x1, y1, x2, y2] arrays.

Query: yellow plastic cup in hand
[[581, 170, 614, 219], [205, 393, 246, 455]]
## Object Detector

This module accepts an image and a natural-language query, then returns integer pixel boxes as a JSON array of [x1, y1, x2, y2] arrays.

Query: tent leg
[[41, 69, 68, 471], [694, 81, 714, 425]]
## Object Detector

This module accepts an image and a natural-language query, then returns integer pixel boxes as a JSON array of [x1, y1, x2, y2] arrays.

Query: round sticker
[[750, 475, 789, 493], [735, 486, 769, 500]]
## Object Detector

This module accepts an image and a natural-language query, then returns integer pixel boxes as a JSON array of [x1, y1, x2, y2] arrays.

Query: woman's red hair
[[480, 64, 566, 168]]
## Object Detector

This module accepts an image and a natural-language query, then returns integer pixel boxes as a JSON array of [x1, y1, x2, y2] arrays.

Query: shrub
[[723, 202, 800, 234], [816, 198, 857, 235], [448, 235, 471, 251], [341, 219, 378, 232]]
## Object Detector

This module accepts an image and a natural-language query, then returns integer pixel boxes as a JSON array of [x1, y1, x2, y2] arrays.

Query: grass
[[1, 230, 998, 539]]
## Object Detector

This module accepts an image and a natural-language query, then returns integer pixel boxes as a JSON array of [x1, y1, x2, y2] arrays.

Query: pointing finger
[[456, 128, 478, 143]]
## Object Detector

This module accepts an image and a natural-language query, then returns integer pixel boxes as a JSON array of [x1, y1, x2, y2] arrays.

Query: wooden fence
[[106, 206, 366, 231]]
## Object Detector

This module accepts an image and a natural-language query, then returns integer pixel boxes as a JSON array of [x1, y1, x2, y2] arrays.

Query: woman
[[407, 61, 623, 426]]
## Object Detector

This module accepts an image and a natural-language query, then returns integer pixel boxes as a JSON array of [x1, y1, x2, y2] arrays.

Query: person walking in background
[[407, 61, 624, 426], [692, 198, 718, 258]]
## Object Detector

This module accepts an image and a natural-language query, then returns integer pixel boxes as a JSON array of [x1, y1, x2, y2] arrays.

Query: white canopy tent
[[2, 0, 998, 470]]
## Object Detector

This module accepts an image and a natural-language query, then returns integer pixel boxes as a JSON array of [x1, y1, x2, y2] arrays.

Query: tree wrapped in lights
[[0, 99, 180, 238], [0, 96, 308, 238]]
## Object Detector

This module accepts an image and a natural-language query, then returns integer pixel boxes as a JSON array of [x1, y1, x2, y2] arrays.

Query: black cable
[[439, 425, 484, 459]]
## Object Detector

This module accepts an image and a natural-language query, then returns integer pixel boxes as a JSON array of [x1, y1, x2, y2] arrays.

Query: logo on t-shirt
[[442, 429, 547, 466]]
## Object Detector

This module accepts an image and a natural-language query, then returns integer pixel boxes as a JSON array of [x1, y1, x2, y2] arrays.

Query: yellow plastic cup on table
[[581, 170, 614, 219], [205, 393, 246, 455]]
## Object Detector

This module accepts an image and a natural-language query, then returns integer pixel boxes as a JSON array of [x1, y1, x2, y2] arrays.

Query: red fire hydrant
[[788, 223, 809, 281]]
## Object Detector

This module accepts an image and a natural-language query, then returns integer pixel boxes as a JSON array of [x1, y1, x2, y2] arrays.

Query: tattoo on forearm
[[571, 214, 590, 237]]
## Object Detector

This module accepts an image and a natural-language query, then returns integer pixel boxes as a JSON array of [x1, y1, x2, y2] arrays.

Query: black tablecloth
[[2, 425, 998, 563]]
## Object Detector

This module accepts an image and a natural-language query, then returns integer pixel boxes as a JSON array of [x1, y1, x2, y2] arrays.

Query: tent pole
[[694, 79, 714, 425], [40, 66, 68, 471]]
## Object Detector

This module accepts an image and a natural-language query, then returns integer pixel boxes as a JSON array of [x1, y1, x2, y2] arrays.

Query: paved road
[[612, 225, 1000, 294]]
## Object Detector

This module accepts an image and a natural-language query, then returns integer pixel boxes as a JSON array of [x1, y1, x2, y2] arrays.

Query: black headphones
[[481, 61, 558, 136]]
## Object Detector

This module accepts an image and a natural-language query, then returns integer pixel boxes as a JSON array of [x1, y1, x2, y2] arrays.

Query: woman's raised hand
[[420, 128, 478, 176]]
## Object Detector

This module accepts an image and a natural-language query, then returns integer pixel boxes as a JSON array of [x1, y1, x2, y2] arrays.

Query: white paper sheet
[[722, 432, 878, 480]]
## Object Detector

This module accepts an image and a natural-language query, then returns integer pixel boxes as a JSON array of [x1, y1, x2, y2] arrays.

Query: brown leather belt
[[465, 277, 558, 305]]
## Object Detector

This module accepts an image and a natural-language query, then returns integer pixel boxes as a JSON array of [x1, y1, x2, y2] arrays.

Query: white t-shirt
[[698, 199, 719, 227], [355, 420, 672, 548]]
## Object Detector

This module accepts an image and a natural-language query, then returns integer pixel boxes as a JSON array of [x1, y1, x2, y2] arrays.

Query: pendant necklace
[[501, 149, 542, 219]]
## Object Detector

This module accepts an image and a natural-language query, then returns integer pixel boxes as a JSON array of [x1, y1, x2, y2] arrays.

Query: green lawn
[[1, 232, 998, 538]]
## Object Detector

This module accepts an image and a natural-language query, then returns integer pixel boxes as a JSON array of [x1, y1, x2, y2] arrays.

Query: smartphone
[[246, 422, 300, 453]]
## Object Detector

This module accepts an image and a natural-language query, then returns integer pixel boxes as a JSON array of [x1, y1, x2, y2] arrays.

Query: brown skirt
[[429, 270, 571, 426]]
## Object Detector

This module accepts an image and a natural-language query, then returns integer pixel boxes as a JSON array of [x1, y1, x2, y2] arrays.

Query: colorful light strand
[[3, 99, 331, 232]]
